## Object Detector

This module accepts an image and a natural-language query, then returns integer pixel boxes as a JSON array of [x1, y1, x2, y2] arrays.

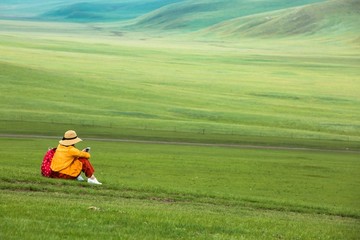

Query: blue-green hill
[[40, 0, 182, 22], [196, 0, 360, 39], [0, 0, 182, 22], [125, 0, 326, 31], [1, 0, 325, 26], [0, 0, 66, 19], [0, 0, 358, 41]]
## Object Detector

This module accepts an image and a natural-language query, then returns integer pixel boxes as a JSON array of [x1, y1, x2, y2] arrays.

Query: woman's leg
[[78, 158, 102, 184], [50, 171, 76, 179], [78, 157, 95, 178]]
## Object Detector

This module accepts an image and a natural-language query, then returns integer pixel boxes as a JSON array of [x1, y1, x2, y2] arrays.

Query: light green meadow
[[0, 20, 359, 150]]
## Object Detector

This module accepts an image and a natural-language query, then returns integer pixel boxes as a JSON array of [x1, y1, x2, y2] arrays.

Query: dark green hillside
[[198, 0, 360, 39], [127, 0, 326, 31]]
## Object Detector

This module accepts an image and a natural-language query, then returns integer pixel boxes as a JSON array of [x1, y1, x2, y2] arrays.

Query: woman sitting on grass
[[50, 130, 102, 185]]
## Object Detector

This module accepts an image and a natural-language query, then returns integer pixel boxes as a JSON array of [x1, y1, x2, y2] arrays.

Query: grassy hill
[[125, 0, 326, 32], [0, 0, 85, 19], [1, 0, 327, 28], [39, 0, 182, 22], [196, 0, 360, 39], [1, 0, 358, 41], [0, 0, 182, 22]]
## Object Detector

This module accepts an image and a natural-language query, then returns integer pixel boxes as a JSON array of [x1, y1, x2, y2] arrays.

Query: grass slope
[[0, 21, 359, 149], [198, 0, 360, 39], [126, 0, 326, 32], [0, 0, 82, 19], [0, 0, 183, 22], [39, 0, 183, 22], [0, 138, 359, 239]]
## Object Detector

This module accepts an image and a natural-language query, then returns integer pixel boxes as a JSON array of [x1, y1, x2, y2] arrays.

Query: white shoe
[[88, 178, 102, 185], [77, 175, 84, 181]]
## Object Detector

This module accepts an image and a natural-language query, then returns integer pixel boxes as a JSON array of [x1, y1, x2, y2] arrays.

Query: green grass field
[[0, 137, 359, 239], [0, 2, 360, 238], [0, 20, 359, 150]]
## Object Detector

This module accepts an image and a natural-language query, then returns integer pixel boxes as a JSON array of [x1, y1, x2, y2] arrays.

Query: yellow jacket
[[51, 144, 90, 177]]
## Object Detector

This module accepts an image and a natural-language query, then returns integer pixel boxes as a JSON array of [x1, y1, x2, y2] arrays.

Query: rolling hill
[[196, 0, 360, 39], [39, 0, 182, 22], [0, 0, 360, 44], [0, 0, 183, 21], [125, 0, 326, 31], [0, 0, 90, 19], [0, 0, 358, 41], [1, 0, 326, 26]]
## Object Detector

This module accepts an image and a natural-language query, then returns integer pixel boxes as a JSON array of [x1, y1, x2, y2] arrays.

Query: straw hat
[[59, 130, 82, 146]]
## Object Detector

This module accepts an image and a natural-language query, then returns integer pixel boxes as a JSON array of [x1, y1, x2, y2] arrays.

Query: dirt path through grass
[[1, 133, 359, 153]]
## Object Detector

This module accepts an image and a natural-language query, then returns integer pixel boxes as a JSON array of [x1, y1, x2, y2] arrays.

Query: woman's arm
[[69, 146, 91, 159]]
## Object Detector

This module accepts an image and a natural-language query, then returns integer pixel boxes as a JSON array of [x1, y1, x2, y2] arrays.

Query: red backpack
[[41, 148, 56, 177]]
